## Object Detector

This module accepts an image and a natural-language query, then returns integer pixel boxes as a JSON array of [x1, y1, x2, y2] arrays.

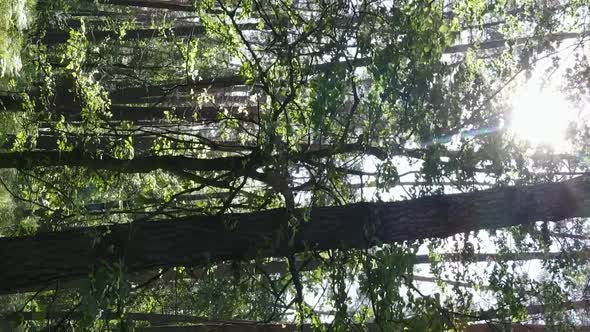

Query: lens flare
[[510, 84, 573, 151]]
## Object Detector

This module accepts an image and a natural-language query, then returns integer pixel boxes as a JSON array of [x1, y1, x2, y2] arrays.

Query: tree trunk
[[107, 75, 245, 104], [0, 178, 589, 293], [466, 324, 590, 332], [0, 94, 24, 111], [13, 299, 590, 331], [13, 247, 588, 294], [0, 150, 250, 172], [14, 311, 244, 325], [0, 143, 382, 172], [1, 133, 157, 152], [135, 324, 590, 332], [445, 31, 589, 54], [53, 105, 257, 122], [42, 26, 204, 44], [100, 0, 196, 12], [42, 23, 258, 44]]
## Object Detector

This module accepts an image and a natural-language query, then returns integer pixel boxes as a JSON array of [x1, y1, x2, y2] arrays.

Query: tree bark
[[13, 247, 588, 294], [1, 133, 157, 152], [42, 23, 258, 44], [13, 314, 590, 332], [53, 105, 258, 122], [444, 31, 589, 54], [12, 300, 590, 331], [99, 0, 196, 12], [0, 150, 251, 172], [135, 324, 590, 332], [0, 143, 384, 172], [466, 324, 590, 332], [0, 178, 589, 293], [0, 94, 24, 111], [14, 311, 242, 325], [107, 75, 245, 104]]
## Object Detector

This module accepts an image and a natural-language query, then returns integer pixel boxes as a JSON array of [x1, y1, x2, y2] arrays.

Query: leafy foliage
[[1, 0, 590, 331]]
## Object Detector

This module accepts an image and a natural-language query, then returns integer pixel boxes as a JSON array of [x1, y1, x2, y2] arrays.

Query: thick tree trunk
[[136, 324, 590, 332], [466, 324, 590, 332], [13, 247, 587, 294], [16, 313, 590, 332], [13, 299, 590, 331], [0, 178, 589, 293]]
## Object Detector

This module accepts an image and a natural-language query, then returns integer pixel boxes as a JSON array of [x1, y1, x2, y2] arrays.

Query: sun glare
[[510, 82, 574, 151]]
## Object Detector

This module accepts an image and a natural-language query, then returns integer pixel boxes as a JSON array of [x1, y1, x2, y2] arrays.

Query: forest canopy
[[1, 0, 590, 331]]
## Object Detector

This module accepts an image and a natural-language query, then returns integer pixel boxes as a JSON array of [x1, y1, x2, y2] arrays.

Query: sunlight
[[510, 81, 574, 151]]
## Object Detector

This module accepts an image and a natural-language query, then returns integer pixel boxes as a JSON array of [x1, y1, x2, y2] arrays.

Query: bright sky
[[510, 81, 576, 151], [509, 42, 590, 153]]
